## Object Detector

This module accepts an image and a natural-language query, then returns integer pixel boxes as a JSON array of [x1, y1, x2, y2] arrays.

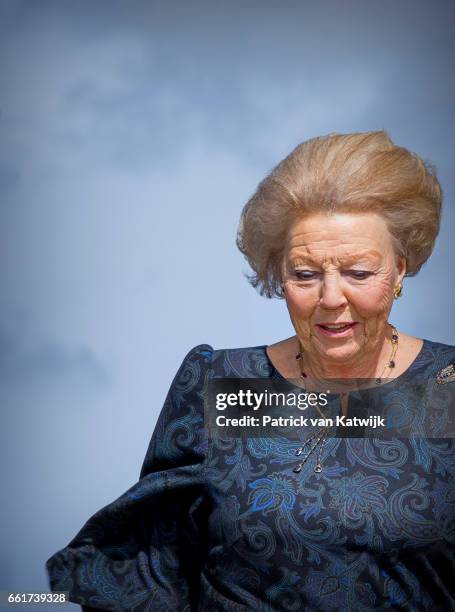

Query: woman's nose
[[319, 276, 348, 309]]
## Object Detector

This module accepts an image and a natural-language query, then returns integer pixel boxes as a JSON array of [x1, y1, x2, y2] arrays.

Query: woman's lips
[[316, 322, 358, 337]]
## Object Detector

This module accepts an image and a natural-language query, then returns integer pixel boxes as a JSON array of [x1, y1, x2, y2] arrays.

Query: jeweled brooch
[[436, 363, 455, 384]]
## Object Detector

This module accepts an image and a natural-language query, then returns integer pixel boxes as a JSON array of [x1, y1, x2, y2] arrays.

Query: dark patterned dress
[[46, 339, 455, 611]]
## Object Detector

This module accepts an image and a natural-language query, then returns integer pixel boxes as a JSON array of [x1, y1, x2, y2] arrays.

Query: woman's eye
[[294, 270, 318, 280], [292, 269, 373, 281], [347, 271, 372, 279]]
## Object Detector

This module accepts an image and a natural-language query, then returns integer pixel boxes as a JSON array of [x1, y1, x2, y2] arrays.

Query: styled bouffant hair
[[236, 131, 443, 298]]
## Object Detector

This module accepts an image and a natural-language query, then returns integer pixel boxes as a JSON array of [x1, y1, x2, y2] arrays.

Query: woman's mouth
[[316, 322, 357, 337]]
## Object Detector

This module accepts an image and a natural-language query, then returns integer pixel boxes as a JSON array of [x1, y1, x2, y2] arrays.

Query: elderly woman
[[47, 132, 455, 611]]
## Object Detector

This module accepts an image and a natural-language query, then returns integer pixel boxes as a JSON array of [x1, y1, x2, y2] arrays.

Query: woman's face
[[282, 212, 406, 366]]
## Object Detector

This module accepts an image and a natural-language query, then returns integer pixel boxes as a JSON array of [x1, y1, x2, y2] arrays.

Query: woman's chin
[[314, 340, 362, 367]]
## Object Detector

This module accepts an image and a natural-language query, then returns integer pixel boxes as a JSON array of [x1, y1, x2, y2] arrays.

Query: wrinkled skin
[[281, 212, 406, 379]]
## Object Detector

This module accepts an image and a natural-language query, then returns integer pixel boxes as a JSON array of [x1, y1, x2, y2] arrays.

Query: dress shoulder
[[416, 338, 455, 377], [210, 344, 273, 378], [46, 343, 215, 611], [138, 343, 214, 478]]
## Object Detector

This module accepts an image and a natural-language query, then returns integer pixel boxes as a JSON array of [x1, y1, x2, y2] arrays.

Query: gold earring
[[393, 282, 403, 299]]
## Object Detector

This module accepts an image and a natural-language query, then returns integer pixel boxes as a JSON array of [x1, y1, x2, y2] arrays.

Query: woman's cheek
[[349, 283, 392, 317], [285, 292, 316, 339], [285, 292, 314, 321]]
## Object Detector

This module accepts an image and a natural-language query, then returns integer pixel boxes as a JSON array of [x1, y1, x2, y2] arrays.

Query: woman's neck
[[267, 331, 423, 387]]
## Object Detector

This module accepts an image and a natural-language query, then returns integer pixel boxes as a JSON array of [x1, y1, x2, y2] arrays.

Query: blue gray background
[[1, 0, 454, 607]]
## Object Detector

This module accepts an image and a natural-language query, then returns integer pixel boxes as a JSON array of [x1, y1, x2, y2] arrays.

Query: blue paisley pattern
[[46, 339, 455, 611]]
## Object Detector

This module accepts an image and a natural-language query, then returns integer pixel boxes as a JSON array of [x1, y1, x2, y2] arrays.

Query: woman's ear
[[396, 256, 406, 283]]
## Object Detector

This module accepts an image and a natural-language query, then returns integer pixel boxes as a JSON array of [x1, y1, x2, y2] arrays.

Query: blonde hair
[[236, 131, 442, 298]]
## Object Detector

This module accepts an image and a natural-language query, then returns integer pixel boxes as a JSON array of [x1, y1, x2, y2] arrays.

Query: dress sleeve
[[46, 344, 213, 612]]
